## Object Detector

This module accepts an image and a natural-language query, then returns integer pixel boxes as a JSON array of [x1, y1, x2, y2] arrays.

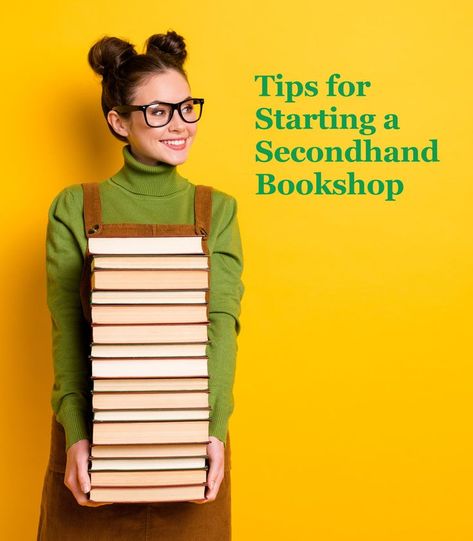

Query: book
[[91, 290, 207, 304], [91, 304, 209, 324], [90, 358, 209, 378], [90, 442, 210, 458], [90, 468, 207, 488], [92, 254, 209, 270], [91, 269, 209, 290], [89, 484, 207, 503], [92, 390, 210, 410], [92, 323, 209, 344], [92, 377, 209, 392], [88, 236, 206, 255], [93, 409, 211, 422], [89, 456, 208, 471], [92, 420, 209, 445], [90, 343, 208, 358]]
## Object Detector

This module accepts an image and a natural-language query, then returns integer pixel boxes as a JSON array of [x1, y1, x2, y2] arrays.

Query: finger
[[65, 465, 91, 506], [77, 460, 91, 494], [206, 455, 222, 494], [67, 478, 90, 506], [205, 473, 223, 502]]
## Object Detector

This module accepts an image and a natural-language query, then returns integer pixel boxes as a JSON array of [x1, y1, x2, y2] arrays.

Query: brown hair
[[87, 30, 188, 142]]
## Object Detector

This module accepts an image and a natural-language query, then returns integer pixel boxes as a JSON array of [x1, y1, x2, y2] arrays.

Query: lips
[[160, 138, 187, 150]]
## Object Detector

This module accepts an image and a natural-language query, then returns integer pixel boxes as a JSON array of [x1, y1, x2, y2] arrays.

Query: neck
[[110, 144, 189, 196]]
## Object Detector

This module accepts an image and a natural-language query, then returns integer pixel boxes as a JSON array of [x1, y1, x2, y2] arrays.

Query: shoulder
[[47, 183, 86, 229], [203, 186, 239, 239], [48, 183, 84, 209], [209, 186, 238, 215]]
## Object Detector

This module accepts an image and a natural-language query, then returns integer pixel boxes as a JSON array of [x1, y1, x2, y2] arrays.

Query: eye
[[182, 103, 194, 114], [148, 105, 167, 116]]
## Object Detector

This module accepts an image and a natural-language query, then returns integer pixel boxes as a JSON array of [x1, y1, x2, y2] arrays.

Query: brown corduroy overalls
[[37, 182, 232, 540]]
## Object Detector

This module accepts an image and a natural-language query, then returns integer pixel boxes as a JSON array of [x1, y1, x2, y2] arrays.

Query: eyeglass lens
[[146, 99, 202, 127]]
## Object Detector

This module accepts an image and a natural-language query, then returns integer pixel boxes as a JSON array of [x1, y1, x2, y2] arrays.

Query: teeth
[[162, 139, 185, 146]]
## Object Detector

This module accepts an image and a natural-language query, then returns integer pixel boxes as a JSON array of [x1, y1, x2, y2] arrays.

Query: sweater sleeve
[[207, 195, 245, 446], [46, 188, 92, 452]]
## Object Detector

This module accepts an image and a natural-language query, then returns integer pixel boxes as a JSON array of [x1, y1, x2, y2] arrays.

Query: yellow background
[[1, 1, 471, 539]]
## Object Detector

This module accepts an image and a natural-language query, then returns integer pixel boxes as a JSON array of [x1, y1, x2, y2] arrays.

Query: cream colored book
[[91, 304, 208, 324], [88, 236, 205, 255], [90, 442, 210, 459], [91, 269, 209, 290], [89, 484, 206, 503], [92, 420, 209, 445], [92, 254, 209, 270], [92, 378, 209, 392], [92, 323, 209, 344], [92, 391, 210, 410]]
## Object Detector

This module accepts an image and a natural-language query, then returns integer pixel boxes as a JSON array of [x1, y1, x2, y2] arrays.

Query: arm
[[46, 188, 91, 452], [207, 195, 245, 445]]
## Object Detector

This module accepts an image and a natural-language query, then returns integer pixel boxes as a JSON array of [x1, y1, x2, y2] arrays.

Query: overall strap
[[82, 182, 103, 237], [194, 185, 212, 239]]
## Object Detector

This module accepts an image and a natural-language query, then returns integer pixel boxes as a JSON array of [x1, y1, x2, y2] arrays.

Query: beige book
[[89, 484, 206, 503], [92, 269, 209, 290], [90, 468, 207, 487], [92, 254, 209, 270], [90, 442, 209, 458], [91, 290, 207, 304], [90, 343, 208, 358], [92, 391, 210, 410], [92, 420, 209, 445], [92, 378, 209, 392], [92, 323, 209, 344], [91, 304, 208, 324], [91, 358, 209, 378]]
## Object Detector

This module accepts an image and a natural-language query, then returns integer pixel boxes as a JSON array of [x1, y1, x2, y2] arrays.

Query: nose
[[167, 109, 186, 132]]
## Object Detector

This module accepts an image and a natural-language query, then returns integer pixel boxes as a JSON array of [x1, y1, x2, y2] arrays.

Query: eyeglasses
[[112, 97, 204, 128]]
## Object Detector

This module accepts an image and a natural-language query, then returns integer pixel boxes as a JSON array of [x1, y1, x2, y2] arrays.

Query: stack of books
[[87, 235, 211, 503]]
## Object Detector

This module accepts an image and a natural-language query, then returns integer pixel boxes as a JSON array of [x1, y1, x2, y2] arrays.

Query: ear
[[107, 110, 130, 138]]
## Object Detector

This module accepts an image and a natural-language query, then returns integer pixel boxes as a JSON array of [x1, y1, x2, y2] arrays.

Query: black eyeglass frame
[[111, 97, 205, 128]]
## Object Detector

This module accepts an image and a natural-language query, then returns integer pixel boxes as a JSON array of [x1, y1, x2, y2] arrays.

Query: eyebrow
[[148, 96, 192, 105]]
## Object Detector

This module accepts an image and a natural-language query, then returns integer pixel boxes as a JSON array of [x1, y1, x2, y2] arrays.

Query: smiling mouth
[[160, 138, 187, 150]]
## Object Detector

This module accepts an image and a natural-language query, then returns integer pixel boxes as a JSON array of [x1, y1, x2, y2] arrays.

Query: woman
[[37, 30, 244, 540]]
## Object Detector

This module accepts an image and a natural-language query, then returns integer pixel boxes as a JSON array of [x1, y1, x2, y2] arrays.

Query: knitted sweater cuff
[[57, 407, 91, 452], [209, 406, 232, 447]]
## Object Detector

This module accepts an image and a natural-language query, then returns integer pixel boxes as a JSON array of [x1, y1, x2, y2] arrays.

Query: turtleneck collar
[[109, 144, 190, 197]]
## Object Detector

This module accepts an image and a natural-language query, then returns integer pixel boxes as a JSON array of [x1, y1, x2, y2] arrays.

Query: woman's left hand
[[190, 436, 225, 504]]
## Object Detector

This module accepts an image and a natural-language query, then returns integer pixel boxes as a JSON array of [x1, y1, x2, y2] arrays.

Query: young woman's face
[[108, 69, 198, 166]]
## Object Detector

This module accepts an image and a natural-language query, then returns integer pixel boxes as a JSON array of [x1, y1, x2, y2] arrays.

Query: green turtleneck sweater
[[46, 144, 244, 451]]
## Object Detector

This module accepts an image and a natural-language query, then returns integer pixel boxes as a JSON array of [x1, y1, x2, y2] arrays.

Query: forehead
[[133, 70, 191, 103]]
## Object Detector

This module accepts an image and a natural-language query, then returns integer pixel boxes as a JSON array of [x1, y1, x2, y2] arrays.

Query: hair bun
[[88, 36, 137, 79], [145, 30, 187, 67]]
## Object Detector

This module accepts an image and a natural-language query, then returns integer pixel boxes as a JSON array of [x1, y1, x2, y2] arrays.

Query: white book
[[91, 290, 207, 304], [91, 358, 209, 378], [93, 409, 211, 422], [92, 255, 209, 269], [89, 456, 207, 471], [90, 343, 208, 358], [88, 236, 205, 255]]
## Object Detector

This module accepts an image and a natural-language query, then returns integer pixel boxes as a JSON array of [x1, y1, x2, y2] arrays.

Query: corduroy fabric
[[37, 416, 231, 540]]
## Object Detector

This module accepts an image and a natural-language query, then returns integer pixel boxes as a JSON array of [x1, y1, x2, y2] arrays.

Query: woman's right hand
[[64, 439, 114, 507]]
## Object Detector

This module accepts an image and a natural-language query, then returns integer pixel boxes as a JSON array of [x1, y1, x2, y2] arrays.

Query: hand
[[64, 439, 114, 507], [190, 436, 225, 504]]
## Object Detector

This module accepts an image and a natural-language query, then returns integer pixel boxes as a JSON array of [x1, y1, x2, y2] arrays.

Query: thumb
[[77, 461, 91, 494]]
